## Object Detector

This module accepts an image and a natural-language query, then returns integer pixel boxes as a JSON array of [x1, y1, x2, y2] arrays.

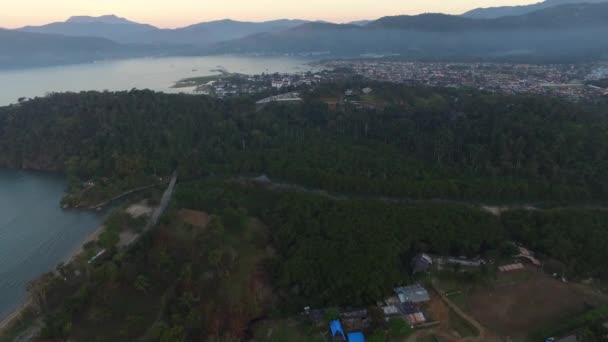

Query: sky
[[2, 0, 540, 29]]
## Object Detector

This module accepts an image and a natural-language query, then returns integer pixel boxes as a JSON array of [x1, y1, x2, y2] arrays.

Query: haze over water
[[0, 170, 103, 320], [0, 55, 315, 106]]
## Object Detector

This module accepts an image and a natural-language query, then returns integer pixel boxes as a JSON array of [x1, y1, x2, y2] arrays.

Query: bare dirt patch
[[178, 209, 210, 228], [126, 201, 153, 218], [118, 230, 138, 248], [466, 268, 608, 338]]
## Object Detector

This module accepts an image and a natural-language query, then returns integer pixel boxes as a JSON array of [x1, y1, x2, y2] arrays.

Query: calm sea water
[[0, 169, 103, 320], [0, 55, 316, 106]]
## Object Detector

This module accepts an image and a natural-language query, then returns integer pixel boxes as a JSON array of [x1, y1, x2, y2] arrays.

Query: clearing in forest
[[464, 268, 608, 340]]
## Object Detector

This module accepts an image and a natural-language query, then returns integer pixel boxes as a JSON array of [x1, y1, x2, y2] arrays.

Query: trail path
[[237, 176, 608, 214]]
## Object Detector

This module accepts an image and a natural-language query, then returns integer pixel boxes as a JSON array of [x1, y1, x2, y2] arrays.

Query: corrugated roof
[[394, 284, 430, 303]]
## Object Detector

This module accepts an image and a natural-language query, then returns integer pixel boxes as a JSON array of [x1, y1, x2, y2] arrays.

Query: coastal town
[[319, 60, 608, 101], [173, 61, 608, 102]]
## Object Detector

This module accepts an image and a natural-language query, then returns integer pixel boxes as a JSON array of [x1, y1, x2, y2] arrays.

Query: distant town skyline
[[2, 0, 540, 29]]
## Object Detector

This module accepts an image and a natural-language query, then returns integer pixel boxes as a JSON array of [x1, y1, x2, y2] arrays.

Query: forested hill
[[1, 84, 608, 203], [462, 0, 608, 19], [0, 29, 137, 69], [216, 3, 608, 61]]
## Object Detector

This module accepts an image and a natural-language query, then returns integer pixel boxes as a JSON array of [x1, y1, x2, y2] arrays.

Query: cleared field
[[253, 319, 326, 342], [465, 268, 608, 339], [178, 209, 210, 228]]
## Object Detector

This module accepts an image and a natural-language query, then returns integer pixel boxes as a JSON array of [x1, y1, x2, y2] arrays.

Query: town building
[[411, 254, 433, 274], [394, 285, 430, 304]]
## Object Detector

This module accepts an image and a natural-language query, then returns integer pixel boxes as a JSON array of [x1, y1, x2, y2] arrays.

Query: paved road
[[125, 171, 177, 247]]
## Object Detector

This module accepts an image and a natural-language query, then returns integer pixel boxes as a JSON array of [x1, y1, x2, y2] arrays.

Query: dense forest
[[1, 83, 608, 204], [28, 178, 608, 341], [3, 85, 608, 340]]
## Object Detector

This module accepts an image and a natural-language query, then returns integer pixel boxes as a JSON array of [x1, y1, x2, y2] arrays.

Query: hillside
[[19, 16, 311, 46], [371, 3, 608, 31], [463, 0, 608, 19], [216, 2, 608, 61], [10, 3, 608, 66], [0, 29, 144, 69], [2, 87, 608, 341], [180, 18, 310, 41], [2, 84, 608, 203]]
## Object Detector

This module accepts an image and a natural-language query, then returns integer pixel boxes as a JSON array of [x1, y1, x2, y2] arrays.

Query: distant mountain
[[20, 15, 158, 45], [368, 14, 478, 31], [215, 2, 608, 62], [0, 29, 145, 69], [180, 19, 310, 41], [65, 14, 142, 25], [463, 0, 608, 19], [371, 3, 608, 31], [19, 16, 312, 46], [348, 20, 372, 26]]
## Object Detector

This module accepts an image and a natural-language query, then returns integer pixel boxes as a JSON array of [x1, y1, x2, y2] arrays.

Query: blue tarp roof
[[330, 320, 346, 340], [348, 332, 365, 342]]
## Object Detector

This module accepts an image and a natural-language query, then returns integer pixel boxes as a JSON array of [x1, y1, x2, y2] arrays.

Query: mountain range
[[0, 28, 143, 69], [462, 0, 608, 19], [4, 0, 608, 69], [214, 2, 608, 61], [19, 16, 321, 45]]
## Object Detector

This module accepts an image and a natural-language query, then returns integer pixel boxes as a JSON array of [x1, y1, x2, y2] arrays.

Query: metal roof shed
[[347, 332, 366, 342], [330, 320, 346, 341], [394, 284, 430, 303]]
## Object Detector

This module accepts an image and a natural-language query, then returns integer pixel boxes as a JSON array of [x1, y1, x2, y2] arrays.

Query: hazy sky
[[2, 0, 539, 28]]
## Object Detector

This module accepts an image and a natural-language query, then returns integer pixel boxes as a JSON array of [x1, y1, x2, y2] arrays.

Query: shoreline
[[0, 223, 107, 336], [0, 298, 32, 334], [0, 174, 176, 337], [62, 224, 106, 265]]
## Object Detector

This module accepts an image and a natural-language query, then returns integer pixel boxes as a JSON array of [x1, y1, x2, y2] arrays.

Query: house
[[406, 312, 427, 325], [340, 309, 370, 331], [411, 254, 433, 274], [272, 79, 284, 89], [345, 89, 354, 96], [394, 285, 430, 304], [445, 256, 485, 267], [381, 305, 400, 317], [515, 246, 542, 266], [255, 92, 303, 110], [362, 87, 373, 94], [499, 263, 525, 272]]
